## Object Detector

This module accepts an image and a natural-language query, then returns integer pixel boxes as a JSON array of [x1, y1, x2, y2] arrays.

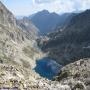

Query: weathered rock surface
[[16, 17, 39, 40], [0, 1, 43, 89], [54, 58, 90, 90]]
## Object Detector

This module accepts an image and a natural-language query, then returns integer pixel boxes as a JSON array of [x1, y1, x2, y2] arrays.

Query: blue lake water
[[34, 57, 62, 80]]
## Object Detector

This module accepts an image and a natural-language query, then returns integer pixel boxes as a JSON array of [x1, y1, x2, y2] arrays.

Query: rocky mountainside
[[0, 1, 74, 90], [1, 1, 90, 90], [16, 17, 39, 40], [54, 58, 90, 90], [0, 2, 16, 27], [52, 13, 77, 33], [30, 10, 72, 35], [0, 1, 44, 89], [42, 9, 90, 65]]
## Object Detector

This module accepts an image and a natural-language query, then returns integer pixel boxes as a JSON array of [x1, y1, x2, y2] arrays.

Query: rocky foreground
[[54, 58, 90, 90], [0, 63, 70, 90], [1, 58, 90, 90]]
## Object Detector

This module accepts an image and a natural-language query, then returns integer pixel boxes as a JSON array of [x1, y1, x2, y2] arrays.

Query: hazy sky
[[2, 0, 90, 16]]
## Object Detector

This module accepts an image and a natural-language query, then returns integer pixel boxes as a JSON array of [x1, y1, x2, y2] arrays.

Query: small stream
[[34, 57, 63, 80]]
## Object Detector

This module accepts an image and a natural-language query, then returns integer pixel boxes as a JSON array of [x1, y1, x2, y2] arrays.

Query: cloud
[[80, 0, 90, 10], [31, 0, 76, 14], [32, 0, 90, 14], [3, 0, 90, 16], [32, 0, 35, 5]]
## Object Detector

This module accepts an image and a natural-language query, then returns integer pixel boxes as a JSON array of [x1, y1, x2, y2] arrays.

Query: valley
[[0, 1, 90, 90], [0, 1, 71, 90]]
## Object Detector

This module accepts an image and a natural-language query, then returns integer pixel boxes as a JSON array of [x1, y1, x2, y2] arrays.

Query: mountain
[[47, 13, 77, 38], [30, 10, 72, 35], [54, 58, 90, 90], [0, 2, 16, 27], [0, 1, 44, 89], [41, 9, 90, 65], [1, 1, 90, 89], [16, 17, 39, 40], [0, 1, 74, 90], [55, 13, 77, 30]]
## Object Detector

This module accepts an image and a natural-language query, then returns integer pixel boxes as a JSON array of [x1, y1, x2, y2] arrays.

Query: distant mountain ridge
[[30, 10, 60, 34], [17, 10, 77, 35], [29, 10, 73, 35]]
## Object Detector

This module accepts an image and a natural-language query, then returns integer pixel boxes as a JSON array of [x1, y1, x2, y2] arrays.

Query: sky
[[1, 0, 90, 16]]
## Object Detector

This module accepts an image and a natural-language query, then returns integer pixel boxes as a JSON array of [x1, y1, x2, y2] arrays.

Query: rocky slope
[[16, 17, 39, 40], [0, 1, 73, 90], [0, 1, 43, 89], [1, 1, 90, 90], [54, 58, 90, 90], [42, 9, 90, 65]]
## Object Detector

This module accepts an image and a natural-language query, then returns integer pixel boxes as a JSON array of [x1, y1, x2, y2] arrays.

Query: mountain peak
[[30, 10, 62, 34], [39, 10, 49, 13], [36, 10, 50, 16]]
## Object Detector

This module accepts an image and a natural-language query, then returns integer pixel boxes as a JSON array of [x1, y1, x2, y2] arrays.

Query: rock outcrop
[[0, 1, 44, 89], [0, 2, 16, 27], [54, 58, 90, 90], [16, 17, 39, 40]]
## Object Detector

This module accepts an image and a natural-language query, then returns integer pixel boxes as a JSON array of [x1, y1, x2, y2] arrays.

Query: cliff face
[[16, 17, 39, 40], [0, 1, 44, 89], [0, 2, 16, 27], [0, 1, 41, 65]]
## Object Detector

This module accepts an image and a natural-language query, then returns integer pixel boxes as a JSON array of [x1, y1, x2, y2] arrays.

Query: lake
[[34, 57, 62, 80]]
